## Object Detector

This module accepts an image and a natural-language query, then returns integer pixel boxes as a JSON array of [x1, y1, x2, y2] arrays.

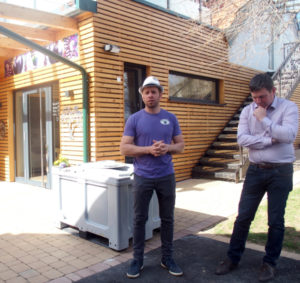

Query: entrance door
[[124, 63, 146, 121], [15, 86, 57, 188], [124, 63, 146, 163]]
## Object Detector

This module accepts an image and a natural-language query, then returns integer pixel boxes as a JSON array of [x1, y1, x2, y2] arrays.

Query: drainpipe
[[0, 25, 89, 162]]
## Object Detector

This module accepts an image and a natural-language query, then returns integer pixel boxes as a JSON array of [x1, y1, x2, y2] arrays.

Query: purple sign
[[4, 34, 78, 77]]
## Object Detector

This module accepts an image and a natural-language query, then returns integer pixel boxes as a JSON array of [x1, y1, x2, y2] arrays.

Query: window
[[142, 0, 200, 19], [169, 72, 219, 104]]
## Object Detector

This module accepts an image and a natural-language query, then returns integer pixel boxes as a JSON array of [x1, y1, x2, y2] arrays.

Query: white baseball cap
[[139, 76, 164, 94]]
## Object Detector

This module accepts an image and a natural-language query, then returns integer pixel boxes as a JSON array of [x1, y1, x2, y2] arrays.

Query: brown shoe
[[258, 262, 275, 282], [215, 258, 238, 275]]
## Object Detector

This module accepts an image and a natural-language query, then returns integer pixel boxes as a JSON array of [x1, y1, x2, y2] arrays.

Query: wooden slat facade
[[290, 83, 300, 147], [0, 0, 299, 183], [90, 0, 258, 181]]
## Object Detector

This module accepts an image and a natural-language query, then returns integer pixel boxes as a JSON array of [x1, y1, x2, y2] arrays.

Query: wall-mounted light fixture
[[64, 90, 74, 98], [104, 44, 120, 53]]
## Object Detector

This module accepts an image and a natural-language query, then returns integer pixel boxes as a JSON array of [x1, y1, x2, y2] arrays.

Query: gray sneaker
[[161, 258, 183, 276]]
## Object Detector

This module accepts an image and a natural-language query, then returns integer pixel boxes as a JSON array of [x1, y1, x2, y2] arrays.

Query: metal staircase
[[192, 96, 251, 182], [272, 42, 300, 99], [192, 42, 300, 182]]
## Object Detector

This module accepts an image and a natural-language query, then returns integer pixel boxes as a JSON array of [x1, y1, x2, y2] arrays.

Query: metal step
[[217, 134, 237, 142], [223, 127, 237, 134], [206, 149, 243, 159], [228, 120, 239, 126], [212, 141, 239, 150], [192, 166, 239, 182], [198, 157, 241, 169]]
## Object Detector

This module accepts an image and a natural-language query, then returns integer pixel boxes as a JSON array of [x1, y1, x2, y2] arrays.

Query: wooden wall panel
[[90, 0, 258, 181], [0, 90, 9, 180], [2, 0, 297, 183], [290, 83, 300, 148]]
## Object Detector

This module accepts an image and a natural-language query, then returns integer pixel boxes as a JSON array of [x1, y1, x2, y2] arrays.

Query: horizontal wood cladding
[[290, 83, 300, 148], [89, 0, 258, 181], [3, 0, 290, 184]]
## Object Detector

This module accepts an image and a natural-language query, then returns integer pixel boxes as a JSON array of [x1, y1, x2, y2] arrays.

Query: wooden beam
[[0, 2, 78, 32], [0, 22, 56, 42], [0, 34, 51, 46], [0, 48, 19, 58], [0, 38, 30, 51]]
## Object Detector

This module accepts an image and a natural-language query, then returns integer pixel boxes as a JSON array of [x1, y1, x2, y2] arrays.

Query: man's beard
[[146, 101, 159, 108]]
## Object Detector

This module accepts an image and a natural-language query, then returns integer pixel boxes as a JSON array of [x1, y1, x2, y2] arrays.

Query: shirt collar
[[269, 96, 278, 110]]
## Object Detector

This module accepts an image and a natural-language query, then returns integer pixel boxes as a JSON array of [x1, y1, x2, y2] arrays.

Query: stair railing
[[238, 41, 300, 180], [272, 41, 300, 99]]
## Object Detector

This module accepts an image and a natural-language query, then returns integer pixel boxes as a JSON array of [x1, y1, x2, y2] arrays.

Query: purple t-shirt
[[123, 108, 182, 178]]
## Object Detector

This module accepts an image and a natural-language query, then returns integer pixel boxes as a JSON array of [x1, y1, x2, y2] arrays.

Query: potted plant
[[53, 155, 70, 168]]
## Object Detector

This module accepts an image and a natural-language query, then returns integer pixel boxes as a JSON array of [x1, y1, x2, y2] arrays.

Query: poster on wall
[[4, 34, 78, 78]]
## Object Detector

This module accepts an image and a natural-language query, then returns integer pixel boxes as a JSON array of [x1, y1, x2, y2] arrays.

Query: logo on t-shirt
[[160, 119, 170, 125]]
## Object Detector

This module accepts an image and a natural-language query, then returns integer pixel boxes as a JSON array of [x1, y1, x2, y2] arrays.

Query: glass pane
[[169, 0, 200, 19], [145, 0, 168, 8], [124, 70, 140, 121], [15, 91, 24, 178], [169, 73, 217, 102], [28, 91, 47, 184]]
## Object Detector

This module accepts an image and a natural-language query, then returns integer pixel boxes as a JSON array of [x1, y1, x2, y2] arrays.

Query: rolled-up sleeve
[[263, 102, 298, 144]]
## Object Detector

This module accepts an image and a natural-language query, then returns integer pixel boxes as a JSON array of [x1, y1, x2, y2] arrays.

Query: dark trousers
[[132, 173, 176, 262], [228, 163, 293, 267]]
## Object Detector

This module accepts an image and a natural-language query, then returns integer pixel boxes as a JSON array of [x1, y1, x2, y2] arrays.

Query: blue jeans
[[132, 174, 176, 262], [228, 163, 293, 267]]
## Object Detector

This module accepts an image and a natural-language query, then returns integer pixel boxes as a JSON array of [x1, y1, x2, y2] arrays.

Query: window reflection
[[169, 72, 218, 103]]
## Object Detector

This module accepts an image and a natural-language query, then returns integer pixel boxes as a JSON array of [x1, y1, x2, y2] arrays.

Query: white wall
[[228, 12, 299, 72]]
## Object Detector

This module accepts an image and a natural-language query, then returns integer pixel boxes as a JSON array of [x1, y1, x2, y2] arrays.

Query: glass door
[[15, 86, 54, 188]]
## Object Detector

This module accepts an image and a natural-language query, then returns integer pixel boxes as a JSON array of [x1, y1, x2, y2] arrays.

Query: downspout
[[0, 25, 89, 162]]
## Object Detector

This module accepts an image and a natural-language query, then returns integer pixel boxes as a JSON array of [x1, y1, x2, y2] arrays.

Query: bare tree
[[185, 0, 299, 66]]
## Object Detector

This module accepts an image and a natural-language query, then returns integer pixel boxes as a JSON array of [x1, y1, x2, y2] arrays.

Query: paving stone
[[0, 269, 18, 281], [19, 269, 40, 279], [5, 276, 27, 283]]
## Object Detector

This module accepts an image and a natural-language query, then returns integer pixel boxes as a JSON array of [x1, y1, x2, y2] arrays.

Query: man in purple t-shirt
[[120, 76, 184, 279]]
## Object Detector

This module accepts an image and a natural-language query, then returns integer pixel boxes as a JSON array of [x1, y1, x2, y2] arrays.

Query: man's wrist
[[166, 144, 170, 153]]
